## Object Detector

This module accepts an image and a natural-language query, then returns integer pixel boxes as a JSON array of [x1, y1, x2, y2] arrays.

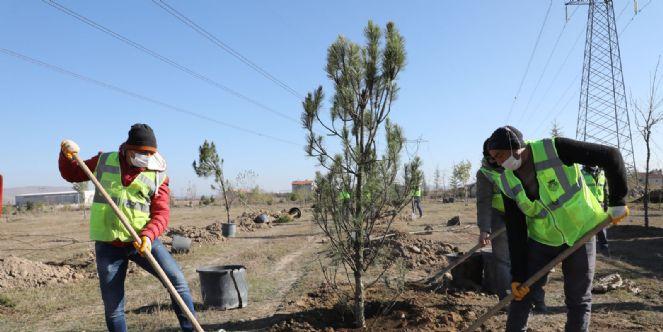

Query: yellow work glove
[[60, 139, 80, 160], [607, 206, 630, 225], [133, 236, 152, 256], [511, 282, 530, 301]]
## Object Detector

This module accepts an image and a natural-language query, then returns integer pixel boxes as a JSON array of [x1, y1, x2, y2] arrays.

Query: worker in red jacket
[[59, 123, 197, 332]]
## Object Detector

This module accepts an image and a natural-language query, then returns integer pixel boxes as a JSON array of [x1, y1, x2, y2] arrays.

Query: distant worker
[[487, 126, 629, 332], [59, 124, 197, 332], [412, 185, 423, 218], [477, 133, 547, 312], [582, 165, 610, 256]]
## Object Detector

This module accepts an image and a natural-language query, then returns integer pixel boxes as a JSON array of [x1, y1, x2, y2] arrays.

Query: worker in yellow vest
[[59, 124, 197, 332], [477, 135, 547, 312], [582, 165, 610, 256], [412, 185, 423, 218], [476, 139, 511, 299], [487, 126, 629, 332]]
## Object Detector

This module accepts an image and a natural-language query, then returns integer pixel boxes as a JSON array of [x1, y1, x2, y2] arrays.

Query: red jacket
[[58, 145, 170, 243]]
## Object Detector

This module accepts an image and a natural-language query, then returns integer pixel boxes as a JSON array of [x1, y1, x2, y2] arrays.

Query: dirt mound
[[275, 283, 490, 331], [46, 250, 139, 279], [0, 256, 84, 289], [236, 210, 277, 232], [271, 320, 319, 332], [387, 236, 459, 270], [238, 223, 272, 232], [48, 250, 97, 278], [162, 223, 227, 247]]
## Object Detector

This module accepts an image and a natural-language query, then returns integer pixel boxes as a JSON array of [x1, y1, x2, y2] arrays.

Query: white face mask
[[502, 150, 523, 171], [130, 152, 151, 168], [147, 152, 167, 171], [129, 152, 167, 171]]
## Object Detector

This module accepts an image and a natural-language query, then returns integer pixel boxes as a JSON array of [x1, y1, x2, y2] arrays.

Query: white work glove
[[607, 206, 629, 224], [61, 139, 80, 160]]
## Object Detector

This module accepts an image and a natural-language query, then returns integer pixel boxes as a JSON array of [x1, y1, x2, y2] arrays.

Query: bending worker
[[486, 126, 629, 332], [477, 134, 547, 312], [59, 123, 197, 332], [582, 165, 610, 256]]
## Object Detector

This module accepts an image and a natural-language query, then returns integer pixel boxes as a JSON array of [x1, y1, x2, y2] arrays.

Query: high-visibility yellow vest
[[495, 139, 607, 246], [412, 187, 422, 198], [582, 169, 606, 204], [89, 152, 167, 242], [339, 190, 351, 201], [479, 167, 505, 213]]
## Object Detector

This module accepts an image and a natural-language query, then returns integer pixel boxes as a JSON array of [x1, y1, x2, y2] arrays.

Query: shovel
[[72, 152, 204, 332], [463, 217, 614, 332], [420, 227, 505, 291]]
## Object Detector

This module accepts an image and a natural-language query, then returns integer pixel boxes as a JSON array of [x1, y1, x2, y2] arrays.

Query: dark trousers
[[491, 215, 545, 304], [95, 239, 197, 332], [412, 197, 423, 217], [506, 237, 596, 332], [596, 228, 609, 250]]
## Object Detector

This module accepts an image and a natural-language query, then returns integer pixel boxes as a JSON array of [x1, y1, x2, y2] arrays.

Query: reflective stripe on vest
[[89, 152, 166, 242], [582, 170, 605, 203], [496, 139, 607, 246], [479, 167, 505, 213], [498, 172, 548, 219]]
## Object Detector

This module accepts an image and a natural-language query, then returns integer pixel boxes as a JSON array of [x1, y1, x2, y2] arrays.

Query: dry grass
[[0, 201, 661, 331]]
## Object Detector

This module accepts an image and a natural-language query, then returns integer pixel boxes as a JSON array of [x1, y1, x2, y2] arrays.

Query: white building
[[15, 190, 94, 207]]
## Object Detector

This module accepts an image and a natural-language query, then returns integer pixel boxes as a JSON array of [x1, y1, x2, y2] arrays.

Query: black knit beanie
[[125, 123, 157, 151], [482, 138, 491, 158], [488, 126, 525, 151]]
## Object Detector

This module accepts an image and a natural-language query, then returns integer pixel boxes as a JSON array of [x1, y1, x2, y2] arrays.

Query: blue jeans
[[95, 239, 197, 332], [412, 197, 423, 217]]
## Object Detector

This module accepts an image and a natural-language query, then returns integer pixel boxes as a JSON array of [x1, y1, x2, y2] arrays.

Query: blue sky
[[1, 0, 662, 196]]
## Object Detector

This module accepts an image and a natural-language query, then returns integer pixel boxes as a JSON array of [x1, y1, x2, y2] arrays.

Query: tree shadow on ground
[[608, 224, 663, 240], [604, 225, 663, 276], [545, 301, 663, 314], [178, 300, 415, 332], [237, 232, 322, 240], [130, 301, 212, 315]]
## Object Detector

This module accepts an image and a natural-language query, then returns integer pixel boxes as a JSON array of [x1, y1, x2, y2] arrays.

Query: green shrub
[[274, 214, 292, 224], [0, 294, 15, 308]]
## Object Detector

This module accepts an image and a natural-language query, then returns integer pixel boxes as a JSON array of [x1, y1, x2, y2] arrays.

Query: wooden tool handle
[[464, 217, 613, 332], [73, 153, 204, 332]]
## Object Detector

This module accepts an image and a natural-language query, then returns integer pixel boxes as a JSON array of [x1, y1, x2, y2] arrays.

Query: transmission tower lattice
[[567, 0, 637, 174]]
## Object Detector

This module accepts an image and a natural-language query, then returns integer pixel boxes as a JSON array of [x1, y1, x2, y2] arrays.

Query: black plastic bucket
[[221, 223, 236, 237], [197, 265, 248, 309]]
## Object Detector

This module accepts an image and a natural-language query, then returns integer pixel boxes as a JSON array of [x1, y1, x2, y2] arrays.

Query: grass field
[[0, 200, 661, 331]]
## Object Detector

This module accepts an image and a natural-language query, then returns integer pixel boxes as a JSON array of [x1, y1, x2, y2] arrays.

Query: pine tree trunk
[[353, 262, 365, 328], [220, 179, 231, 224]]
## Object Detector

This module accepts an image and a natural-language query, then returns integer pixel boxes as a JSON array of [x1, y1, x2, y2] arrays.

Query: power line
[[505, 0, 553, 122], [0, 48, 300, 146], [516, 6, 578, 126], [620, 0, 654, 35], [532, 72, 580, 135], [531, 29, 584, 116], [41, 0, 298, 123], [151, 0, 304, 99]]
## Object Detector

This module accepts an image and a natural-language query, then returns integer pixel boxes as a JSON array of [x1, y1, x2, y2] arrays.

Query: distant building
[[15, 190, 94, 207], [291, 180, 313, 193], [637, 169, 663, 188]]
